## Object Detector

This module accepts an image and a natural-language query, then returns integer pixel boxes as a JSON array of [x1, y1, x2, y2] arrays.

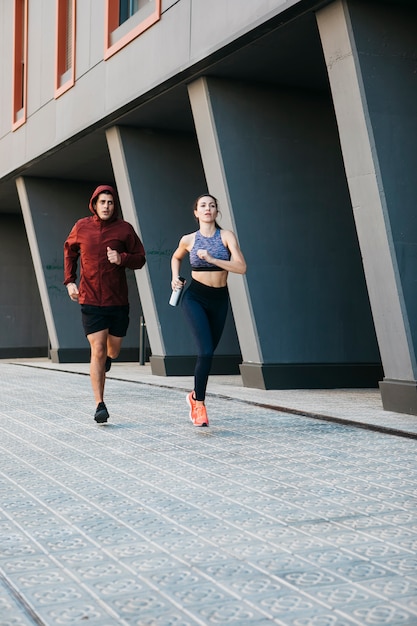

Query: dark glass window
[[13, 0, 28, 129], [105, 0, 160, 60], [56, 0, 76, 96], [119, 1, 139, 25]]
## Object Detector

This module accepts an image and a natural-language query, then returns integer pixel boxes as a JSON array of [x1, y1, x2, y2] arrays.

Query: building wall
[[0, 0, 305, 180], [1, 0, 417, 414], [0, 215, 48, 358]]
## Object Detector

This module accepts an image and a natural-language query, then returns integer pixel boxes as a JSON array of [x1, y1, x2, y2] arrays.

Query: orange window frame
[[104, 0, 161, 60], [12, 0, 28, 131], [55, 0, 76, 98]]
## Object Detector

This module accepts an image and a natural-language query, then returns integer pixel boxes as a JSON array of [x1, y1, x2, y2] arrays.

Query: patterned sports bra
[[190, 228, 230, 271]]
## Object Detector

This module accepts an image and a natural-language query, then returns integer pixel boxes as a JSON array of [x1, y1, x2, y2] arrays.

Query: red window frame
[[55, 0, 76, 98], [104, 0, 161, 60], [12, 0, 28, 131]]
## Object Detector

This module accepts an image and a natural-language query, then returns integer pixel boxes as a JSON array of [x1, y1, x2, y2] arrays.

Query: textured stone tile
[[359, 575, 417, 600], [341, 600, 417, 625], [0, 579, 38, 626], [320, 584, 382, 610], [185, 599, 274, 624], [1, 362, 417, 625], [33, 600, 117, 625]]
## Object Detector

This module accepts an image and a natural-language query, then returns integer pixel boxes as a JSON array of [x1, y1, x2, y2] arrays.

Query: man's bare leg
[[87, 329, 109, 404], [106, 334, 123, 367], [87, 331, 124, 403]]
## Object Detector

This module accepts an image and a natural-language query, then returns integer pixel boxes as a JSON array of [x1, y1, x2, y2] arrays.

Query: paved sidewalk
[[14, 358, 417, 439], [1, 360, 417, 625]]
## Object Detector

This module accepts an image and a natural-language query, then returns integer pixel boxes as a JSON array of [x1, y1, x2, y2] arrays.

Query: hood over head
[[89, 185, 120, 219]]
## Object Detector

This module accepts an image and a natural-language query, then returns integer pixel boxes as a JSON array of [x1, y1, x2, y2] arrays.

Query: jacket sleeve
[[63, 223, 80, 284], [119, 224, 146, 270]]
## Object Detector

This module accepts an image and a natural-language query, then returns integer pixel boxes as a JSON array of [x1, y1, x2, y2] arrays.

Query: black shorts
[[81, 305, 130, 337]]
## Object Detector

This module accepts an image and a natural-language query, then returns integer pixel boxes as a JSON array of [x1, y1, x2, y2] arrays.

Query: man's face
[[95, 193, 115, 220]]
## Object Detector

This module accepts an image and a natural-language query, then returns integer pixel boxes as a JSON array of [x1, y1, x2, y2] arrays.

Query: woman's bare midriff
[[191, 270, 228, 288]]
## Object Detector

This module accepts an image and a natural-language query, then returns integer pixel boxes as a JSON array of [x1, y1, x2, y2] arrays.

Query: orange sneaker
[[186, 392, 209, 427], [186, 391, 197, 422], [194, 404, 209, 427]]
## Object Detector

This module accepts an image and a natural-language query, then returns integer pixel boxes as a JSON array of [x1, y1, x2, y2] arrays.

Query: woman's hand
[[171, 276, 185, 291], [197, 249, 212, 263]]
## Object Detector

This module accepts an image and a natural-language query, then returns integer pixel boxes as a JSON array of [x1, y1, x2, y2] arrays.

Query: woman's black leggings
[[181, 279, 229, 401]]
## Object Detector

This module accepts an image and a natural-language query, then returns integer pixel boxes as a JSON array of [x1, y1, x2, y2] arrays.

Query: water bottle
[[169, 276, 185, 306]]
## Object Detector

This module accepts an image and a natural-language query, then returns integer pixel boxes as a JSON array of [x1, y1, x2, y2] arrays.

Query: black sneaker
[[105, 357, 112, 373], [94, 402, 109, 423]]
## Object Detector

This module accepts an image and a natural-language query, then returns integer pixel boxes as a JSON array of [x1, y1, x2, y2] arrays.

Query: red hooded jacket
[[64, 185, 146, 306]]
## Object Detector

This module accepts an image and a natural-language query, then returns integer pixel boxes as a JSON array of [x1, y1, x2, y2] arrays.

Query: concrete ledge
[[0, 347, 48, 359], [50, 347, 140, 363], [240, 362, 383, 390], [379, 378, 417, 416], [150, 355, 241, 376]]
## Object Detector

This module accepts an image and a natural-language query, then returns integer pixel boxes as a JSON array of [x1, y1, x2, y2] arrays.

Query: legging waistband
[[187, 278, 228, 298]]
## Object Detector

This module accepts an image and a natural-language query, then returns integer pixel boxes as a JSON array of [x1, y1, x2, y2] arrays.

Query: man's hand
[[107, 246, 121, 265], [67, 283, 79, 301]]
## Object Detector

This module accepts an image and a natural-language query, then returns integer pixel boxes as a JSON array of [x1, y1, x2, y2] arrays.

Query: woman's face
[[194, 196, 218, 222]]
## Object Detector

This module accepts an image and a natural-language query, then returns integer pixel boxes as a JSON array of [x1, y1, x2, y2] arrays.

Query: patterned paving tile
[[359, 575, 417, 601], [302, 582, 381, 608], [1, 363, 417, 625], [339, 601, 417, 625], [28, 600, 119, 625], [183, 600, 275, 624], [0, 578, 37, 626]]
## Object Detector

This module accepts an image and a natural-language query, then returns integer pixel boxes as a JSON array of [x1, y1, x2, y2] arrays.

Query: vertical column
[[317, 0, 417, 414], [188, 78, 262, 367], [17, 177, 61, 356], [17, 176, 142, 363], [188, 76, 380, 390], [106, 125, 242, 375]]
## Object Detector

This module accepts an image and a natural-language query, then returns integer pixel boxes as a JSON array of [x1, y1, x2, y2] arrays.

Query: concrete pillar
[[0, 213, 47, 357], [106, 126, 241, 375], [16, 176, 142, 363], [317, 0, 417, 414], [188, 76, 381, 389]]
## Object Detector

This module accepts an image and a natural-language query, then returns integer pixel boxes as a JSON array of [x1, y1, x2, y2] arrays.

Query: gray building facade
[[0, 0, 416, 415]]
